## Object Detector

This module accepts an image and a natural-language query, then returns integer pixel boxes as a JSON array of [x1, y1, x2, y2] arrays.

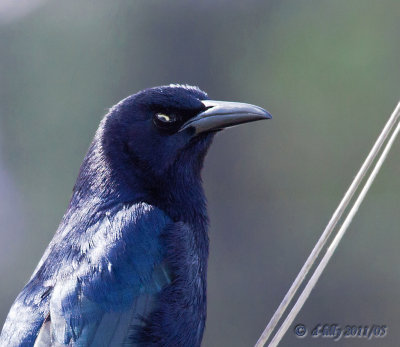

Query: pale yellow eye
[[156, 113, 172, 122]]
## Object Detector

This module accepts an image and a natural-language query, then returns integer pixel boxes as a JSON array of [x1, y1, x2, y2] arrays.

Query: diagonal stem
[[269, 107, 400, 347], [255, 101, 400, 347]]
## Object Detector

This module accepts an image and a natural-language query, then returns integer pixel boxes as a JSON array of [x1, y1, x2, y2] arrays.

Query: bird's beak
[[179, 100, 272, 135]]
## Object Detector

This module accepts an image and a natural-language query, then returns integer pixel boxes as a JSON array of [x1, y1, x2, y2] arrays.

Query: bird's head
[[77, 84, 271, 206]]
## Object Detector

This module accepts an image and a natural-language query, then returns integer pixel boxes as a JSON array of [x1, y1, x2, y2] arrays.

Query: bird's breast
[[132, 221, 208, 346]]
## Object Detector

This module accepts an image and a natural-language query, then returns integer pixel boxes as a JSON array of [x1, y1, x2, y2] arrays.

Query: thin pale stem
[[255, 101, 400, 347], [269, 114, 400, 347]]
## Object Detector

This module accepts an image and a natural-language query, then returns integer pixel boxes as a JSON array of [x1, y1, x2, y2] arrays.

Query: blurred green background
[[1, 1, 399, 346]]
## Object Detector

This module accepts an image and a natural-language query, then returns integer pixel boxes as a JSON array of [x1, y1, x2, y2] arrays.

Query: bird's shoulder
[[33, 201, 171, 284], [0, 202, 177, 346]]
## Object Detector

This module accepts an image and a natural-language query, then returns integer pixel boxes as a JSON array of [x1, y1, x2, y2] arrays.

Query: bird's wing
[[0, 202, 173, 347]]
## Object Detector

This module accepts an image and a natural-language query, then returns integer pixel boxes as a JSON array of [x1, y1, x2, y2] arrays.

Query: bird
[[0, 84, 271, 347]]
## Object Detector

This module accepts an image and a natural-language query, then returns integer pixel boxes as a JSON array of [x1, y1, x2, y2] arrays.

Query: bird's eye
[[156, 113, 174, 123], [153, 113, 178, 130]]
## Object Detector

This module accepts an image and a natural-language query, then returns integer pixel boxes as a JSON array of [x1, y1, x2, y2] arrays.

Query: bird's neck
[[157, 168, 208, 230], [70, 128, 143, 210], [154, 137, 211, 231], [71, 130, 209, 232]]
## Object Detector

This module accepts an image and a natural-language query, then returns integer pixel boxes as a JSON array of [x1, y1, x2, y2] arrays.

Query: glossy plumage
[[0, 85, 270, 346]]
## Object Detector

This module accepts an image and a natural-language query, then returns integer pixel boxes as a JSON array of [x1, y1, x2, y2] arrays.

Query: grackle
[[0, 85, 271, 346]]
